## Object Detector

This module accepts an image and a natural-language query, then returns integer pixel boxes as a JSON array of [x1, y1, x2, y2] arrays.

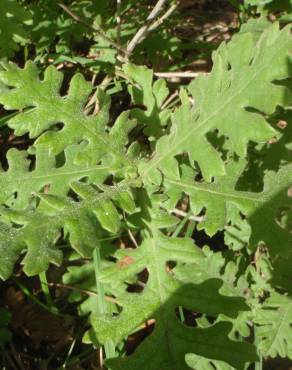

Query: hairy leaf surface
[[165, 161, 292, 254], [87, 231, 256, 370], [142, 24, 292, 182], [0, 62, 136, 168], [254, 292, 292, 358], [0, 181, 136, 279], [0, 145, 108, 209]]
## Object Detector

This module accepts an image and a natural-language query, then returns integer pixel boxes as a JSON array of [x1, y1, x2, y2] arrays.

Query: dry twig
[[171, 208, 205, 222], [127, 0, 169, 54], [148, 3, 178, 32], [154, 71, 201, 79], [128, 229, 138, 248], [161, 90, 179, 109]]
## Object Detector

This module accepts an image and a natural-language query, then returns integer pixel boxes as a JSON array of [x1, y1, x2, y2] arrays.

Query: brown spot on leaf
[[117, 256, 135, 268]]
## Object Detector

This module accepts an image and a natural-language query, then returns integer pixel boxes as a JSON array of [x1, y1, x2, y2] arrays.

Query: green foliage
[[0, 180, 137, 278], [0, 0, 31, 58], [242, 0, 292, 23], [141, 24, 292, 183], [165, 160, 292, 254], [0, 0, 183, 69], [29, 0, 91, 54], [254, 292, 292, 359], [0, 4, 291, 369], [0, 62, 136, 169], [86, 231, 256, 370], [123, 63, 171, 137], [0, 145, 109, 209]]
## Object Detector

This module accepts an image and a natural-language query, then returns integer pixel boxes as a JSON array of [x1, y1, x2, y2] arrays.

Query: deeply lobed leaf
[[141, 24, 292, 183], [87, 230, 256, 370], [0, 62, 136, 169], [0, 180, 137, 279]]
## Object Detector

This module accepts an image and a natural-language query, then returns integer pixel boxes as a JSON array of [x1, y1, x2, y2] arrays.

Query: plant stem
[[154, 71, 200, 79], [171, 208, 204, 223], [62, 337, 77, 369], [39, 271, 53, 309], [172, 209, 192, 237], [185, 219, 196, 238], [56, 348, 93, 370], [14, 278, 62, 317], [172, 210, 193, 323], [254, 326, 263, 370]]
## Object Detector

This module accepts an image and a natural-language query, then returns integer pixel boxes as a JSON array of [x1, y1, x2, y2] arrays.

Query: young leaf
[[123, 63, 170, 137]]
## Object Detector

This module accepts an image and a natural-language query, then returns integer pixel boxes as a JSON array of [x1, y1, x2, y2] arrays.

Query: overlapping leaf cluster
[[0, 0, 182, 70], [0, 17, 291, 370]]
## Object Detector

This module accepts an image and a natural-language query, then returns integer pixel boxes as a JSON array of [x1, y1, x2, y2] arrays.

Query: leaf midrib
[[265, 301, 292, 356], [3, 165, 109, 183], [165, 177, 261, 203]]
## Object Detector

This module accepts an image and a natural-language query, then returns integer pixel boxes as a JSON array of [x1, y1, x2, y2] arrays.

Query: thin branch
[[126, 0, 169, 54], [128, 229, 138, 248], [154, 71, 201, 79], [161, 90, 179, 109], [48, 282, 117, 303], [58, 3, 128, 58], [148, 3, 178, 32], [84, 75, 113, 114], [171, 208, 205, 222], [99, 347, 104, 369]]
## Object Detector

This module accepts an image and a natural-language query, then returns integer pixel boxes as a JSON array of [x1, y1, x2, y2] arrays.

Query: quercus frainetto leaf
[[0, 62, 136, 169], [0, 145, 108, 209], [0, 180, 136, 279], [164, 160, 292, 254], [86, 230, 256, 370], [254, 292, 292, 359], [141, 24, 292, 182], [0, 61, 140, 278]]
